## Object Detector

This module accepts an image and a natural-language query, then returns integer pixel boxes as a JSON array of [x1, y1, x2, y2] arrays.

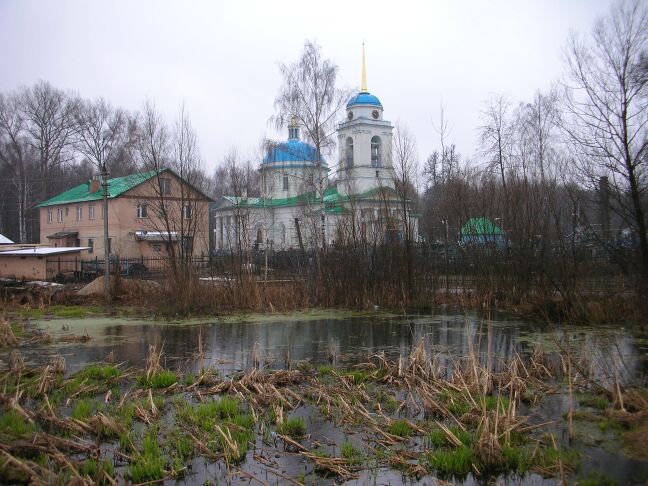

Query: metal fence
[[44, 245, 638, 297]]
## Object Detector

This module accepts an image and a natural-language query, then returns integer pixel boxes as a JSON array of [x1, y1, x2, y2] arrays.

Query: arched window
[[345, 137, 354, 168], [283, 173, 289, 192], [371, 136, 382, 167]]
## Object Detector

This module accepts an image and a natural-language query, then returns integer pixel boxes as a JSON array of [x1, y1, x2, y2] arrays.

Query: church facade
[[212, 54, 418, 252]]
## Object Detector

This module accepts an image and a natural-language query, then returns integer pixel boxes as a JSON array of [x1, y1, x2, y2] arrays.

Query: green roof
[[213, 186, 400, 213], [460, 217, 504, 236], [37, 170, 159, 207]]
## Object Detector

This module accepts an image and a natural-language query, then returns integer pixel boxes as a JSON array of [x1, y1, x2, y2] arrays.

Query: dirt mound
[[77, 276, 159, 296]]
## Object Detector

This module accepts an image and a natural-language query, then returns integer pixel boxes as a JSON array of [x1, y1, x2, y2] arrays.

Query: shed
[[459, 217, 506, 250], [0, 247, 90, 281]]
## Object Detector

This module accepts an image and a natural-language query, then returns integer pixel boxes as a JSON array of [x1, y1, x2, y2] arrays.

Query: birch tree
[[273, 40, 350, 249]]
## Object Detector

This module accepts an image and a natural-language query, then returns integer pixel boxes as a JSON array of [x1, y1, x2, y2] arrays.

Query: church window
[[280, 223, 286, 245], [283, 174, 289, 192], [345, 137, 354, 168], [371, 136, 382, 167]]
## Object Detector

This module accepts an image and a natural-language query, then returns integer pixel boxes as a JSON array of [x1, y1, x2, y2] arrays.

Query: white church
[[212, 50, 419, 251]]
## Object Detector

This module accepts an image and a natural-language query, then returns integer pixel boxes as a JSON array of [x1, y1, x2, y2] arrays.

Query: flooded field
[[1, 310, 647, 485]]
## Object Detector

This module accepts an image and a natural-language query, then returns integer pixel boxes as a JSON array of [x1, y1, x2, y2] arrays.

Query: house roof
[[37, 170, 159, 207], [0, 247, 90, 256], [37, 168, 214, 208]]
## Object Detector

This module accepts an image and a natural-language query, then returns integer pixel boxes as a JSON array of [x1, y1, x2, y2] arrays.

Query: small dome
[[263, 139, 326, 165], [347, 91, 382, 108]]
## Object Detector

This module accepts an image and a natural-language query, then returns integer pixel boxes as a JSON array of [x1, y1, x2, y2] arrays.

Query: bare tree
[[561, 0, 648, 280], [392, 121, 419, 295], [479, 94, 513, 192], [74, 97, 125, 301], [74, 98, 126, 173], [273, 40, 350, 248], [21, 81, 76, 199], [137, 102, 209, 276], [0, 92, 32, 242]]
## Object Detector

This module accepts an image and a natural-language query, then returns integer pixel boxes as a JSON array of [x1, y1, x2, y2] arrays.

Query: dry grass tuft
[[0, 318, 17, 348]]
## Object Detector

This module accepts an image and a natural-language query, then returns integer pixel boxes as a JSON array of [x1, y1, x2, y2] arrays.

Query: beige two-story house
[[37, 168, 212, 260]]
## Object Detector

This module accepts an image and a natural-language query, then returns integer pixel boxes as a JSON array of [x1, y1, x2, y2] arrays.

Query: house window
[[88, 205, 95, 220], [159, 178, 171, 195], [76, 206, 82, 221], [47, 209, 52, 224], [345, 137, 354, 168], [152, 243, 161, 253], [371, 136, 382, 167], [283, 174, 289, 192], [75, 238, 81, 247], [137, 203, 148, 218], [183, 204, 192, 219], [57, 208, 63, 223], [88, 238, 94, 254]]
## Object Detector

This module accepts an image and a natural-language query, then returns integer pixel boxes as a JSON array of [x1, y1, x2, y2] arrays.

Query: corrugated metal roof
[[0, 247, 90, 256], [36, 170, 159, 207], [212, 186, 400, 212]]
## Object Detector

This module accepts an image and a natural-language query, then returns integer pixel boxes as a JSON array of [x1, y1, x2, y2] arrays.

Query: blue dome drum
[[263, 139, 325, 165], [346, 91, 382, 108]]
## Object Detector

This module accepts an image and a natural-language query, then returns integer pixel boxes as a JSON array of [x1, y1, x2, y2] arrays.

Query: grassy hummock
[[0, 329, 645, 485]]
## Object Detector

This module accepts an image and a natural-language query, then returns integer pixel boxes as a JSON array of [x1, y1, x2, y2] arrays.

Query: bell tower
[[337, 43, 395, 197]]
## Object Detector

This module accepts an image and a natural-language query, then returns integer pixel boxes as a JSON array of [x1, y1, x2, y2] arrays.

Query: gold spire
[[361, 41, 368, 93]]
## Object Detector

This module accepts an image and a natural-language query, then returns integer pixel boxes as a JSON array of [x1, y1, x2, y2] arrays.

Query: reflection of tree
[[16, 316, 640, 386]]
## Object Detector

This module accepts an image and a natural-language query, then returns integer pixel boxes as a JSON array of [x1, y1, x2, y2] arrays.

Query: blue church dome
[[346, 91, 382, 108], [263, 139, 325, 165]]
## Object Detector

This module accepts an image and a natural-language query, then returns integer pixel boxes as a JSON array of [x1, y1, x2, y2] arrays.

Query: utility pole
[[101, 140, 111, 304]]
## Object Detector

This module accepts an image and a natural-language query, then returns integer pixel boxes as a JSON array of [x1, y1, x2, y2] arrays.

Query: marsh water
[[3, 310, 648, 485], [7, 311, 648, 379]]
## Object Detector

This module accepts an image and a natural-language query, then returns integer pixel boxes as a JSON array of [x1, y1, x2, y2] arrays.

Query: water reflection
[[2, 313, 643, 384]]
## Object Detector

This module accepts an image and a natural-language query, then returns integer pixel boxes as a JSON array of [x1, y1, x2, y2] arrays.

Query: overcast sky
[[0, 0, 613, 173]]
